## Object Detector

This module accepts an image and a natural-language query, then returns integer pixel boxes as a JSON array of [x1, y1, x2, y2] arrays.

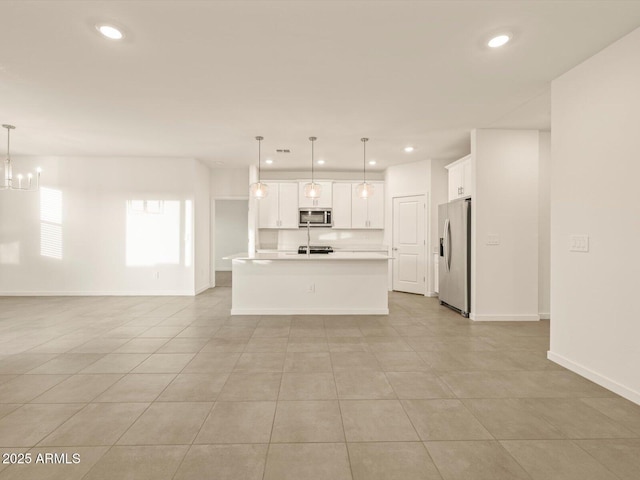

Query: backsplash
[[259, 228, 385, 251]]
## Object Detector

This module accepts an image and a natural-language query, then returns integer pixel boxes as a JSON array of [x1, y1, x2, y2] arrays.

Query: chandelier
[[2, 124, 41, 191]]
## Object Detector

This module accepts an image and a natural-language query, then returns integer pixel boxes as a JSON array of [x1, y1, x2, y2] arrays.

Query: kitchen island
[[229, 252, 391, 315]]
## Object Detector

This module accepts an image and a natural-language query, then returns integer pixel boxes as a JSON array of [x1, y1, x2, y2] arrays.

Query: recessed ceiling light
[[96, 24, 124, 40], [404, 146, 414, 153], [317, 159, 325, 165], [488, 34, 510, 48], [368, 160, 377, 165], [265, 159, 273, 164]]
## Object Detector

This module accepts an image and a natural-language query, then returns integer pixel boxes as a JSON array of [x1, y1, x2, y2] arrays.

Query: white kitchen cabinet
[[258, 182, 299, 228], [351, 182, 384, 229], [446, 155, 473, 201], [332, 182, 352, 229], [298, 181, 333, 208]]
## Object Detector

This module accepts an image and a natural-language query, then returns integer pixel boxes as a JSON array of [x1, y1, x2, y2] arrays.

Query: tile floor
[[0, 287, 639, 479]]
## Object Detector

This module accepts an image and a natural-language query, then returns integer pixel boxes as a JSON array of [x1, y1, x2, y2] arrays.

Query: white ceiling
[[1, 1, 639, 171]]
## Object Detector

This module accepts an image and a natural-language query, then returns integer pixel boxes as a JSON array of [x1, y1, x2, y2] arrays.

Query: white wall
[[0, 156, 199, 295], [549, 27, 640, 403], [471, 129, 540, 321], [538, 132, 551, 319], [215, 200, 248, 270], [211, 167, 250, 198], [194, 160, 211, 293]]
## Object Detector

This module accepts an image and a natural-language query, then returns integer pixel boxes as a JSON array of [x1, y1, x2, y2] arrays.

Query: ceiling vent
[[276, 149, 291, 153]]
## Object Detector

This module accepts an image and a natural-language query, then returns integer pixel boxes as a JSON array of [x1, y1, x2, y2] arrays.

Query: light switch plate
[[486, 234, 500, 246], [569, 234, 589, 252]]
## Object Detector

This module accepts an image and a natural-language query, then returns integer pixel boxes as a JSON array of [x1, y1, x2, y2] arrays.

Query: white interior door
[[392, 195, 425, 294]]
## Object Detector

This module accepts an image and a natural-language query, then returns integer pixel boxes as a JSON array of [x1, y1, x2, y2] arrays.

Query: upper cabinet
[[351, 182, 384, 229], [258, 182, 299, 229], [332, 182, 352, 229], [298, 181, 333, 208], [446, 155, 473, 201], [258, 179, 384, 230]]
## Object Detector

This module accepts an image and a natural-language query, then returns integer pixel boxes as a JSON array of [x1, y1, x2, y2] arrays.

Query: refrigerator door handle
[[443, 218, 450, 272]]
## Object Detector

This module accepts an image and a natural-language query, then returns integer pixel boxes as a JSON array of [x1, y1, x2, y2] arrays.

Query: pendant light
[[249, 135, 268, 199], [356, 137, 374, 199], [303, 136, 322, 199], [1, 124, 41, 191]]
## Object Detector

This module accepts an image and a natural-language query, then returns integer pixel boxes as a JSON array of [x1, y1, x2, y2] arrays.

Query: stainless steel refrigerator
[[438, 198, 471, 317]]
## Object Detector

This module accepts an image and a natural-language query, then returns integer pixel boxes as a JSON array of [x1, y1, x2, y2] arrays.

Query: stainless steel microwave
[[299, 208, 332, 227]]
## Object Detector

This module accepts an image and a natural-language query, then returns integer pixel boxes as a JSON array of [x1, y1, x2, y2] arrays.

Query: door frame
[[391, 194, 428, 296]]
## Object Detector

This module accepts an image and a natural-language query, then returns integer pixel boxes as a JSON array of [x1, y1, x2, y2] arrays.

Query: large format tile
[[118, 402, 212, 445], [234, 353, 285, 373], [182, 352, 240, 373], [0, 404, 84, 447], [576, 438, 640, 480], [195, 401, 276, 444], [463, 398, 565, 439], [402, 399, 492, 440], [524, 398, 636, 438], [0, 375, 68, 403], [335, 371, 396, 400], [386, 372, 454, 399], [279, 373, 337, 400], [31, 374, 122, 403], [348, 442, 442, 480], [340, 400, 419, 442], [157, 373, 229, 401], [263, 443, 352, 480], [26, 353, 105, 374], [217, 373, 281, 401], [94, 373, 176, 402], [79, 354, 149, 373], [580, 397, 640, 435], [131, 353, 195, 373], [284, 352, 332, 372], [501, 439, 619, 480], [271, 401, 344, 443], [173, 444, 267, 480], [39, 403, 148, 446], [425, 441, 530, 480], [83, 445, 188, 480], [0, 446, 109, 480]]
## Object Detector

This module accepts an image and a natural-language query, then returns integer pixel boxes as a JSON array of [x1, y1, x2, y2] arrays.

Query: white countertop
[[228, 252, 393, 261]]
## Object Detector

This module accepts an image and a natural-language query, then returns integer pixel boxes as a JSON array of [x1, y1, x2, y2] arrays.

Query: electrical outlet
[[154, 271, 160, 280], [569, 234, 589, 252]]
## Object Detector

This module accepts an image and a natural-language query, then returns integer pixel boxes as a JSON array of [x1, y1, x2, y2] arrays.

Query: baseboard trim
[[425, 291, 438, 298], [547, 351, 640, 405], [539, 312, 550, 320], [0, 290, 195, 297], [231, 308, 389, 316], [195, 284, 211, 295], [470, 313, 541, 322]]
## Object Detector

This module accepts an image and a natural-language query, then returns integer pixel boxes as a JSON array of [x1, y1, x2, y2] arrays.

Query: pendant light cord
[[361, 137, 369, 184], [309, 136, 317, 184], [255, 135, 263, 182]]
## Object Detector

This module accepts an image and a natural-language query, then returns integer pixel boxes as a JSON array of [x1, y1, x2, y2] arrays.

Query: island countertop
[[227, 252, 393, 261]]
